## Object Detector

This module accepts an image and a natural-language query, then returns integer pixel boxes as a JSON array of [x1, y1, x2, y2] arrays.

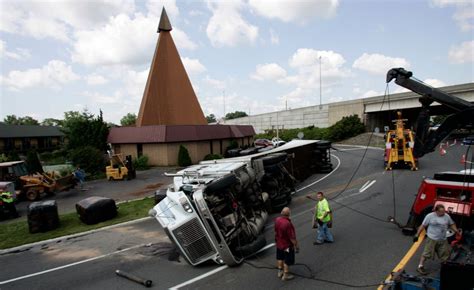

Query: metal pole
[[223, 90, 226, 123], [319, 56, 322, 110], [276, 112, 279, 139]]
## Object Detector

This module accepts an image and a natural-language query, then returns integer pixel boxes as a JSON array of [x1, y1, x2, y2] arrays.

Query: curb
[[0, 216, 153, 255]]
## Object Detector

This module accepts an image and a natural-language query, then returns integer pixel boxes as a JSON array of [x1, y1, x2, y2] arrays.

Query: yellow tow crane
[[384, 112, 418, 171]]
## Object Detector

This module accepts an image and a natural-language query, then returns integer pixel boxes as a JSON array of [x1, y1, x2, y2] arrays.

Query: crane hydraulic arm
[[386, 68, 474, 158]]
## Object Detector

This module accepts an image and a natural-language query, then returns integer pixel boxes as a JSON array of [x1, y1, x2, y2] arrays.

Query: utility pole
[[223, 90, 226, 123], [319, 56, 322, 110]]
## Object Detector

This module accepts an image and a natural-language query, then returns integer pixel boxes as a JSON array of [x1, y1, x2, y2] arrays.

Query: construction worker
[[73, 167, 86, 190], [313, 191, 334, 245], [0, 190, 19, 219], [414, 204, 460, 275], [274, 207, 299, 281]]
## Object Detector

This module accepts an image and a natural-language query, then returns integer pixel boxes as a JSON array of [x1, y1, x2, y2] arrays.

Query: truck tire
[[235, 234, 267, 258], [206, 174, 238, 193], [26, 189, 40, 201]]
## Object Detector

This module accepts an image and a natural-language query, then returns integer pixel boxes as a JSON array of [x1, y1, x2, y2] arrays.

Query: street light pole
[[319, 56, 322, 110]]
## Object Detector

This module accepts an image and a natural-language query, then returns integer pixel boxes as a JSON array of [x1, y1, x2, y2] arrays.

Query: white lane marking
[[335, 148, 372, 151], [359, 180, 376, 193], [360, 180, 370, 191], [170, 243, 276, 290], [295, 154, 341, 193], [0, 244, 145, 285]]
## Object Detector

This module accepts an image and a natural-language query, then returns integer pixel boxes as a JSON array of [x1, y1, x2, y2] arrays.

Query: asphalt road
[[0, 143, 469, 289]]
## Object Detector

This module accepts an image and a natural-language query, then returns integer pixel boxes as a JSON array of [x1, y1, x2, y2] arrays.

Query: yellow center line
[[377, 230, 426, 290]]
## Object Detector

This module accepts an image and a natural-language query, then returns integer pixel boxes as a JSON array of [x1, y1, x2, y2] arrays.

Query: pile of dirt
[[336, 132, 385, 148]]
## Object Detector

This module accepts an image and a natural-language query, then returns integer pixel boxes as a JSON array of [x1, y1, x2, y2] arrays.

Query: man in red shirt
[[274, 207, 299, 281]]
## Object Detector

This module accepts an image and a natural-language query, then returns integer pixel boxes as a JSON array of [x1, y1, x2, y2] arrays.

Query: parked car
[[272, 137, 286, 147], [254, 139, 273, 147], [462, 136, 474, 145]]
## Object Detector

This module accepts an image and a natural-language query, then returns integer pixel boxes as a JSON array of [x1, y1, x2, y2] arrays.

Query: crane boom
[[386, 68, 474, 158]]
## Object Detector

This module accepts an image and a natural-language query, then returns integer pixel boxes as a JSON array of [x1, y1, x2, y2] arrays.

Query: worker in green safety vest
[[0, 191, 19, 219], [312, 191, 334, 245]]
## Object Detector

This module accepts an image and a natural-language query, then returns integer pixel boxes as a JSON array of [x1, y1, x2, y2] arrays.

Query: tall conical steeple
[[136, 7, 207, 126]]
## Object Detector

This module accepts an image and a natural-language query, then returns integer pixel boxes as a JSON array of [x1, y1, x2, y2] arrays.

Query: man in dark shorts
[[274, 207, 299, 281]]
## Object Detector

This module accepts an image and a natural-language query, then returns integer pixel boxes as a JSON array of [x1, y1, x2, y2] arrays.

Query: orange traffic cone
[[461, 154, 466, 164]]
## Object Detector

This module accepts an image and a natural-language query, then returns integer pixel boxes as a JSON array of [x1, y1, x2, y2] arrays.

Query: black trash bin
[[27, 200, 60, 234], [76, 196, 117, 225]]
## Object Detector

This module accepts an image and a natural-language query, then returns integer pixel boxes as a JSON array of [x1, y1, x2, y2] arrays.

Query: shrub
[[0, 154, 7, 162], [228, 140, 239, 150], [59, 167, 73, 177], [327, 115, 365, 141], [134, 155, 149, 170], [69, 146, 105, 175], [203, 153, 223, 161], [178, 145, 192, 167]]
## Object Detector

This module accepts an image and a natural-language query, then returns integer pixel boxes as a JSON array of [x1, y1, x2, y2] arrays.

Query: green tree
[[3, 115, 39, 125], [62, 110, 109, 152], [41, 118, 62, 127], [178, 145, 192, 167], [19, 116, 39, 125], [69, 146, 105, 174], [26, 150, 44, 174], [3, 115, 19, 124], [120, 113, 137, 126], [225, 111, 248, 120], [327, 115, 365, 141], [206, 114, 217, 123]]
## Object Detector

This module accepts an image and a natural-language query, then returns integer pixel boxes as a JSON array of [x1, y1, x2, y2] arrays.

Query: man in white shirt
[[413, 204, 460, 275]]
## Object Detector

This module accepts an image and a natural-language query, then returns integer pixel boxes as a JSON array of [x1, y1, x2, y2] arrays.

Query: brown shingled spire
[[158, 7, 172, 32], [137, 7, 207, 126]]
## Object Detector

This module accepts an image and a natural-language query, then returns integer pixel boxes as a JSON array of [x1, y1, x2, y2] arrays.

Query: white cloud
[[206, 1, 259, 47], [270, 29, 279, 45], [181, 57, 207, 75], [0, 40, 30, 60], [84, 91, 120, 104], [281, 48, 350, 104], [189, 10, 204, 17], [0, 0, 136, 42], [424, 78, 447, 87], [448, 40, 474, 63], [85, 73, 108, 85], [361, 90, 382, 98], [1, 60, 79, 90], [251, 63, 287, 81], [204, 75, 226, 90], [72, 13, 196, 66], [122, 69, 150, 100], [352, 53, 410, 75], [431, 0, 473, 31], [249, 0, 339, 23]]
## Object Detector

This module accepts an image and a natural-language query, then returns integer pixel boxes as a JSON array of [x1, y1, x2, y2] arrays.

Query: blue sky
[[1, 0, 473, 124]]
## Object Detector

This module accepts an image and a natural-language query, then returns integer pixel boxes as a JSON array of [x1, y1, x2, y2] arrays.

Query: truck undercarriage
[[150, 140, 332, 266]]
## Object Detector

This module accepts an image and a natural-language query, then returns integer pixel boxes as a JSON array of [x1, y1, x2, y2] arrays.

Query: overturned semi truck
[[149, 140, 332, 266]]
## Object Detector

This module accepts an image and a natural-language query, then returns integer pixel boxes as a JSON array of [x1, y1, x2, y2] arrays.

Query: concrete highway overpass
[[224, 82, 474, 133]]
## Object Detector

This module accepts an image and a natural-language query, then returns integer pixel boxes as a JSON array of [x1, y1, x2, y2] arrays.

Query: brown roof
[[136, 9, 207, 126], [107, 125, 255, 144]]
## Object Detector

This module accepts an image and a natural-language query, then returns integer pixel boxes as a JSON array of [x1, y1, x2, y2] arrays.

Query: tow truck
[[384, 111, 418, 170], [383, 68, 474, 289]]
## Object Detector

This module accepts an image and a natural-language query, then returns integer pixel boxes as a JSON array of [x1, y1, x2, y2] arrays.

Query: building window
[[209, 141, 213, 154], [137, 144, 143, 157]]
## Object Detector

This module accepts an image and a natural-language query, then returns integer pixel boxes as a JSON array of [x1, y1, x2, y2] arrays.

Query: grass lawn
[[0, 197, 155, 250]]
